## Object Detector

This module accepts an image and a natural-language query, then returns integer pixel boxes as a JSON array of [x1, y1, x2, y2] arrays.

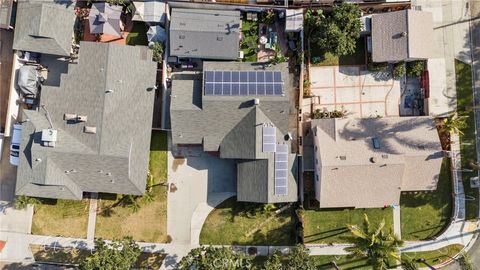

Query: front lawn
[[126, 21, 148, 46], [310, 38, 366, 66], [32, 199, 89, 238], [30, 245, 165, 269], [455, 60, 479, 220], [200, 197, 296, 246], [401, 244, 463, 268], [400, 158, 453, 240], [313, 256, 371, 270], [303, 208, 393, 244], [95, 131, 168, 243]]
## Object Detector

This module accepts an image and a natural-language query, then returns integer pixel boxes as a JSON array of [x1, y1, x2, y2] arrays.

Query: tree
[[151, 42, 164, 63], [263, 245, 317, 270], [440, 112, 468, 135], [406, 61, 425, 77], [346, 214, 404, 270], [14, 195, 39, 210], [80, 237, 141, 270], [393, 62, 406, 79], [177, 246, 252, 270], [308, 4, 362, 56]]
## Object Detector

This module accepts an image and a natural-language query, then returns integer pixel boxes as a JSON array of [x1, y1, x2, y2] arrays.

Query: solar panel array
[[274, 144, 288, 196], [262, 126, 276, 152], [204, 70, 284, 96]]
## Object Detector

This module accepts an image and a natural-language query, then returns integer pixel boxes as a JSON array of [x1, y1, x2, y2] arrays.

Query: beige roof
[[371, 10, 434, 62], [312, 116, 443, 208]]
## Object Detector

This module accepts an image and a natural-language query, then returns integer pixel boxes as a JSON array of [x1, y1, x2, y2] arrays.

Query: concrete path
[[0, 206, 34, 263], [393, 206, 401, 239], [167, 139, 236, 245], [190, 192, 235, 246], [86, 193, 98, 241]]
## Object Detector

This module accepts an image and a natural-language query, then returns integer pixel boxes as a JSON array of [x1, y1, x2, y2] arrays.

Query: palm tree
[[346, 214, 404, 270], [440, 112, 468, 135]]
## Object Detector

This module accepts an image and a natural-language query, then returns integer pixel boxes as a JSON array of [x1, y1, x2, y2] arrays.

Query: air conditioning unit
[[41, 129, 57, 147], [84, 126, 97, 134]]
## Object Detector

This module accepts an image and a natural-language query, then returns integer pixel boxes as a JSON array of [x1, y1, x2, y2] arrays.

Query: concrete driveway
[[167, 142, 236, 245], [309, 66, 400, 118]]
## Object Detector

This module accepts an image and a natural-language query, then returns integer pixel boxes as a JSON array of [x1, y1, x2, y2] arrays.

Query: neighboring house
[[170, 62, 298, 203], [13, 0, 75, 56], [133, 0, 166, 25], [370, 9, 434, 63], [15, 42, 157, 200], [169, 8, 241, 60], [312, 116, 443, 209], [0, 0, 15, 29]]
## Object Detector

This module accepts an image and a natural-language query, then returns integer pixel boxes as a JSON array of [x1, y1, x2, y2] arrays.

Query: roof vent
[[77, 115, 87, 122], [64, 113, 77, 121], [253, 98, 260, 105], [401, 31, 407, 37], [41, 129, 57, 147], [217, 36, 223, 41], [370, 157, 377, 163], [382, 154, 389, 159], [339, 156, 346, 161], [84, 126, 97, 134], [105, 89, 114, 94], [284, 133, 293, 141]]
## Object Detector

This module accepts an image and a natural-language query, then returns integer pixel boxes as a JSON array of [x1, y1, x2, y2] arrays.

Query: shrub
[[150, 42, 164, 62], [14, 195, 40, 210], [312, 109, 346, 119], [367, 62, 388, 72], [458, 252, 475, 270], [393, 62, 406, 79], [407, 61, 425, 77]]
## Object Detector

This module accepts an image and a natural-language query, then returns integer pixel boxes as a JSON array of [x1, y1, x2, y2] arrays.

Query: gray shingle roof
[[371, 10, 434, 62], [169, 8, 240, 60], [312, 116, 443, 208], [16, 42, 157, 200], [170, 62, 298, 203], [13, 0, 76, 56]]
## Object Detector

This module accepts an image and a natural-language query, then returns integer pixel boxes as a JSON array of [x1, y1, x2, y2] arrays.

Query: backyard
[[456, 59, 479, 220], [303, 208, 393, 244], [241, 20, 259, 62], [126, 21, 148, 46], [95, 131, 168, 243], [200, 197, 296, 246], [400, 158, 453, 240], [32, 199, 89, 238], [310, 38, 366, 67]]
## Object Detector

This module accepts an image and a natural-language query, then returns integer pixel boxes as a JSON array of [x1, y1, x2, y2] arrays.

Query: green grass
[[401, 244, 464, 268], [455, 59, 479, 220], [313, 256, 371, 270], [32, 199, 89, 238], [303, 208, 393, 244], [30, 245, 165, 269], [241, 20, 258, 62], [95, 131, 168, 243], [311, 38, 366, 66], [126, 21, 148, 46], [400, 158, 453, 240], [200, 197, 296, 246]]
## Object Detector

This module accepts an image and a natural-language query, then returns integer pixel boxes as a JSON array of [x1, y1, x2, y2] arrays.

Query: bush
[[407, 61, 425, 77], [458, 252, 475, 270], [367, 62, 388, 72], [150, 42, 164, 62], [312, 109, 346, 119], [393, 62, 406, 79], [14, 195, 40, 210]]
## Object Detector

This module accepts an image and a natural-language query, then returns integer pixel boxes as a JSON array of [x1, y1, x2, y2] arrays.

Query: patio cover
[[133, 1, 166, 24], [17, 65, 39, 97], [89, 3, 122, 36], [147, 25, 166, 43]]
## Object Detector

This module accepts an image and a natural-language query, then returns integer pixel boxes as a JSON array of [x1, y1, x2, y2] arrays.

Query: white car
[[10, 123, 22, 166]]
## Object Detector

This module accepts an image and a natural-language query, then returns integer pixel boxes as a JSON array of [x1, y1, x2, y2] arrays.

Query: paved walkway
[[86, 193, 98, 241]]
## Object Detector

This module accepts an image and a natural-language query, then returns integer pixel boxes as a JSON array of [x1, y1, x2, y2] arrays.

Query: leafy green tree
[[441, 112, 468, 135], [177, 246, 252, 270], [346, 214, 404, 270], [80, 237, 141, 270], [14, 195, 39, 210], [263, 245, 317, 270], [308, 4, 362, 56], [151, 42, 164, 62], [393, 62, 406, 79]]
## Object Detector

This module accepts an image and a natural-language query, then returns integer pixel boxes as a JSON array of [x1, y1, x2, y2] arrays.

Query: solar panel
[[275, 144, 288, 196], [204, 70, 284, 96], [262, 126, 276, 152]]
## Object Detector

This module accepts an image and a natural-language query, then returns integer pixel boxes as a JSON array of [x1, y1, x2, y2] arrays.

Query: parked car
[[10, 123, 22, 166]]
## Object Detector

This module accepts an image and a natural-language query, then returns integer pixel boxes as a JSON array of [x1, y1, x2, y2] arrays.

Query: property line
[[318, 101, 385, 106]]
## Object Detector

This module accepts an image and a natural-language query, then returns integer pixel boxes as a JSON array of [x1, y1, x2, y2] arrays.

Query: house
[[311, 116, 443, 209], [133, 0, 166, 25], [15, 42, 157, 200], [370, 9, 434, 63], [170, 62, 298, 203], [169, 8, 241, 60], [13, 0, 76, 56], [0, 0, 15, 29]]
